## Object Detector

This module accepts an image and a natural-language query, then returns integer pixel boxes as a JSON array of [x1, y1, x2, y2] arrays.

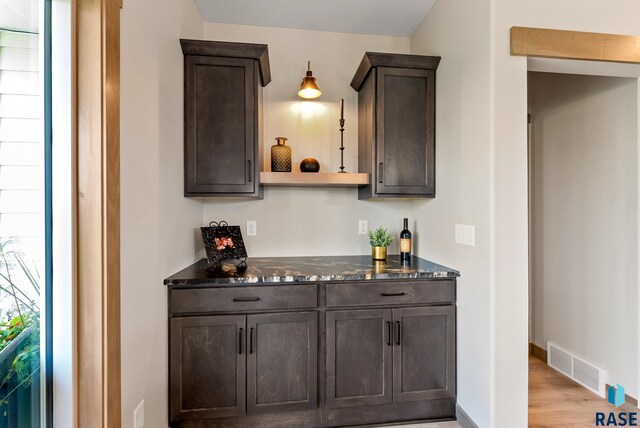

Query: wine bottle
[[400, 218, 412, 262]]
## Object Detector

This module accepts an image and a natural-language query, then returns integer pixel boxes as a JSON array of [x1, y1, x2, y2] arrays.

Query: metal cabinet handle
[[238, 328, 243, 355], [233, 297, 260, 302], [378, 162, 384, 183], [380, 292, 405, 297], [247, 160, 252, 182], [395, 321, 401, 346], [386, 321, 392, 347], [249, 327, 254, 354]]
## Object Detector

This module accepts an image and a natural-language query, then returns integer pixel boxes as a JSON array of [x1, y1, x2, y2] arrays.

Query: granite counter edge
[[165, 271, 460, 287]]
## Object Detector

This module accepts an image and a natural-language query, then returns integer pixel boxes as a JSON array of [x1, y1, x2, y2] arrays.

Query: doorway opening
[[527, 70, 639, 425]]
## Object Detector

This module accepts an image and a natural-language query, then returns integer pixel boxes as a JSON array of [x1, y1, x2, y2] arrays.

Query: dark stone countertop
[[164, 255, 459, 287]]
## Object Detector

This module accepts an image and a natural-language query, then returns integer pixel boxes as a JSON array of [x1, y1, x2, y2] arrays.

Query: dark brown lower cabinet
[[247, 312, 317, 414], [167, 280, 456, 427], [326, 309, 393, 408], [170, 312, 317, 424], [393, 306, 456, 402], [170, 315, 246, 421], [326, 306, 455, 409]]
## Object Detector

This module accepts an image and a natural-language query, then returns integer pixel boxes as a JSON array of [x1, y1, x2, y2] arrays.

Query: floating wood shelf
[[260, 172, 369, 187]]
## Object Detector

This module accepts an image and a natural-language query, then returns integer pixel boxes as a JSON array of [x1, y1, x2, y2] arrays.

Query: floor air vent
[[547, 342, 607, 397]]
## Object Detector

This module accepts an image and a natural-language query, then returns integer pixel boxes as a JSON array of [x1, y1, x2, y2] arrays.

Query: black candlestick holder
[[339, 118, 346, 173]]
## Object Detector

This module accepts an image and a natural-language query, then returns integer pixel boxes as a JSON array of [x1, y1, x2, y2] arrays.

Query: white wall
[[410, 1, 493, 426], [200, 23, 412, 257], [410, 1, 640, 425], [120, 14, 414, 428], [529, 72, 638, 397], [492, 1, 640, 424], [120, 1, 640, 426], [120, 0, 203, 427]]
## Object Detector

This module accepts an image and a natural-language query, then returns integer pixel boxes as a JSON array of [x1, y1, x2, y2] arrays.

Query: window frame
[[43, 0, 53, 425]]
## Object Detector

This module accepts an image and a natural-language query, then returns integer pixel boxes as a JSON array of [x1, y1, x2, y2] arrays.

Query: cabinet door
[[375, 67, 435, 196], [326, 309, 393, 408], [170, 315, 246, 421], [184, 55, 256, 195], [247, 312, 317, 414], [392, 306, 455, 402]]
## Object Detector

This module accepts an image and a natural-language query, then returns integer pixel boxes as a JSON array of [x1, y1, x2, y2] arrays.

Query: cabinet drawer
[[326, 280, 454, 308], [170, 285, 317, 314]]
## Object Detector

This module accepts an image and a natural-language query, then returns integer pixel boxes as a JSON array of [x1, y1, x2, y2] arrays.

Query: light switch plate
[[359, 220, 368, 235], [455, 224, 475, 247], [246, 221, 257, 236], [134, 399, 144, 428]]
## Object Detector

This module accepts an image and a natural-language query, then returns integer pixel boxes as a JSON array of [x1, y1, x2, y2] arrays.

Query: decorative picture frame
[[201, 221, 248, 272]]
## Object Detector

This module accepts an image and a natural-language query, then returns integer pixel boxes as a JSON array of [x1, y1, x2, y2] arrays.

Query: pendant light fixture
[[298, 60, 321, 99]]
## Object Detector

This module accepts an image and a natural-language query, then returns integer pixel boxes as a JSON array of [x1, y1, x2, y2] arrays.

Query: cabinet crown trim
[[350, 52, 441, 91], [180, 39, 271, 86]]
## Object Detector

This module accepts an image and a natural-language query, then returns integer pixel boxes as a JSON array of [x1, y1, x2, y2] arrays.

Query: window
[[0, 0, 51, 426]]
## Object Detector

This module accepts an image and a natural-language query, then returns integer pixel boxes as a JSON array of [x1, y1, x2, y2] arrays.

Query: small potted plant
[[368, 226, 394, 261]]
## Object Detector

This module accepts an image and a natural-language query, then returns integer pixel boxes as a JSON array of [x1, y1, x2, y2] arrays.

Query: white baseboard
[[456, 404, 479, 428]]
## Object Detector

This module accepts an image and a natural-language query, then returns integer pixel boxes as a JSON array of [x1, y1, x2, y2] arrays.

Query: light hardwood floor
[[387, 354, 636, 428], [529, 355, 637, 427], [385, 423, 461, 428]]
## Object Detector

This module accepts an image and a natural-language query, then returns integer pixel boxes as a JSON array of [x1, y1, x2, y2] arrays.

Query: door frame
[[510, 26, 640, 412], [511, 27, 640, 63], [75, 0, 122, 425]]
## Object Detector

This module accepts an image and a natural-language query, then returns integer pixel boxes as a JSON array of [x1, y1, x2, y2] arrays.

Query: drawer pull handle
[[238, 328, 243, 355], [378, 162, 384, 183], [380, 292, 405, 297], [247, 159, 252, 182], [249, 327, 254, 354], [396, 321, 401, 346], [386, 321, 392, 347], [233, 297, 260, 302]]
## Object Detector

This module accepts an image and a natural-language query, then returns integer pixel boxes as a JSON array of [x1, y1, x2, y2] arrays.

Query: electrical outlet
[[359, 220, 368, 235], [455, 224, 475, 247], [134, 399, 144, 428], [246, 221, 257, 236]]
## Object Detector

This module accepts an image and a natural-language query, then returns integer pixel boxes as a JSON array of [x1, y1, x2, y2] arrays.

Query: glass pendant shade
[[298, 61, 321, 99]]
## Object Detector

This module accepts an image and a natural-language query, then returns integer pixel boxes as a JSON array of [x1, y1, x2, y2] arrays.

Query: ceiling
[[194, 0, 437, 37]]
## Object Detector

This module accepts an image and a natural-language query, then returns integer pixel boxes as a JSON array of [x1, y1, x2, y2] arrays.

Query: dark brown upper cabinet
[[351, 52, 440, 199], [181, 40, 271, 198]]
